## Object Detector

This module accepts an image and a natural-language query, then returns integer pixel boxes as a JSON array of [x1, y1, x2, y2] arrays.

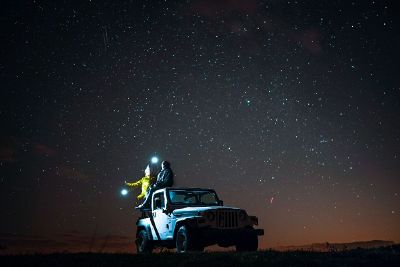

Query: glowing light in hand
[[151, 156, 159, 164], [121, 189, 128, 196]]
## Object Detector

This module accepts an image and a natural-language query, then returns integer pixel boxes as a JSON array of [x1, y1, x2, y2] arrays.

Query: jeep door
[[152, 192, 173, 240]]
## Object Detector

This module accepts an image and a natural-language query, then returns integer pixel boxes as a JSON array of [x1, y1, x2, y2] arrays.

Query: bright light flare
[[151, 156, 159, 164], [121, 189, 128, 196]]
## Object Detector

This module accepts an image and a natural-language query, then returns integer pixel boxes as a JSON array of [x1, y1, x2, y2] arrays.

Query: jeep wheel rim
[[177, 233, 186, 252], [137, 235, 144, 251]]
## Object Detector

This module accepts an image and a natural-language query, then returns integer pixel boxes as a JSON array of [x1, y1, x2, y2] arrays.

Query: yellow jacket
[[125, 175, 154, 199]]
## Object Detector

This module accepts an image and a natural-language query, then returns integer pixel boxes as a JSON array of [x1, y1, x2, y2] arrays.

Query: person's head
[[161, 160, 170, 169], [144, 165, 151, 176]]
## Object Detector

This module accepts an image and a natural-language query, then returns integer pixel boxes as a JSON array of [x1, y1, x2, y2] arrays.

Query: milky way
[[0, 0, 399, 253]]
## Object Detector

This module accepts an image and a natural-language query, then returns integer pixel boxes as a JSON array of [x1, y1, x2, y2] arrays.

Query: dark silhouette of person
[[136, 160, 174, 210]]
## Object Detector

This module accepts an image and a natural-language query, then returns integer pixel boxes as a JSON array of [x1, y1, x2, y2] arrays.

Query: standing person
[[125, 165, 156, 201], [136, 160, 174, 210]]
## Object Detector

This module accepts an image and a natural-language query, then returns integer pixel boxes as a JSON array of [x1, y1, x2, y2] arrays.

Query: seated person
[[125, 165, 155, 200]]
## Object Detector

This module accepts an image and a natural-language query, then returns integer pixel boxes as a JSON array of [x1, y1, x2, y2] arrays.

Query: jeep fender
[[136, 224, 153, 241]]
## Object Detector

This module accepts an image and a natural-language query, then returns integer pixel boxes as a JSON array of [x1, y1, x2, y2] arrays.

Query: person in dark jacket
[[153, 161, 174, 189], [136, 160, 174, 210]]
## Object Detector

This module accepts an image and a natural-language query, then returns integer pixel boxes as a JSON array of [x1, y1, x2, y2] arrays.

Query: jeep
[[135, 187, 264, 253]]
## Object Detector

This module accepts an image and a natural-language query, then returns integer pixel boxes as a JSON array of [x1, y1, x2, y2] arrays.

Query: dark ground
[[1, 246, 399, 267]]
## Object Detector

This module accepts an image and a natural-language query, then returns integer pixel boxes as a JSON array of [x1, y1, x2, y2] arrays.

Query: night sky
[[1, 0, 399, 253]]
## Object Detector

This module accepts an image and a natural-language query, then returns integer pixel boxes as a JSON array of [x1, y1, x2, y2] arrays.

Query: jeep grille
[[216, 210, 239, 228]]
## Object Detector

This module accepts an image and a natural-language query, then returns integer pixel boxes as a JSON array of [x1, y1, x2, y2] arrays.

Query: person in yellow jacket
[[125, 165, 155, 200]]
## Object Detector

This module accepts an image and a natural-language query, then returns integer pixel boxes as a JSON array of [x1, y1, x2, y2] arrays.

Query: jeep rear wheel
[[176, 225, 203, 253], [235, 227, 258, 252], [136, 230, 153, 253]]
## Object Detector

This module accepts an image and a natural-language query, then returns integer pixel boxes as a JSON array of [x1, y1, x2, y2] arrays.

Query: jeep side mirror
[[219, 200, 224, 206], [162, 204, 172, 214]]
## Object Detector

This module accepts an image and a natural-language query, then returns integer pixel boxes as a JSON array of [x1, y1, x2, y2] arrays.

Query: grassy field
[[1, 246, 399, 267]]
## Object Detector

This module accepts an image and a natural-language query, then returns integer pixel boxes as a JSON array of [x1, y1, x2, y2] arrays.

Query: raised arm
[[125, 177, 144, 187]]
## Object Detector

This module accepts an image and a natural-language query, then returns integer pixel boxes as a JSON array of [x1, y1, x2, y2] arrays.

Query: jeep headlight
[[250, 216, 258, 225], [238, 210, 247, 221], [205, 211, 215, 221], [200, 211, 215, 222]]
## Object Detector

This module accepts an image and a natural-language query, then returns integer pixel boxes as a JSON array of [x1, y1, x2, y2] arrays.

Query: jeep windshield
[[168, 190, 219, 206]]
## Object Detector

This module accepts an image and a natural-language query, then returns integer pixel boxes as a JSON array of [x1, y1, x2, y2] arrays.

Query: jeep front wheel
[[136, 230, 153, 253], [235, 227, 258, 252], [176, 225, 203, 253]]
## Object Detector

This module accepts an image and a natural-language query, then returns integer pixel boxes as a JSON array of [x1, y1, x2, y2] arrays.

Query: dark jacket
[[154, 167, 174, 189]]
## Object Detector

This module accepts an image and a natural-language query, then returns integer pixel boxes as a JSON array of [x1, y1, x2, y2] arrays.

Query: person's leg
[[137, 192, 145, 199], [136, 187, 154, 210], [137, 186, 147, 199]]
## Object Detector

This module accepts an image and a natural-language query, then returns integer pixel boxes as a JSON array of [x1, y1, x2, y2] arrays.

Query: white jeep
[[135, 187, 264, 253]]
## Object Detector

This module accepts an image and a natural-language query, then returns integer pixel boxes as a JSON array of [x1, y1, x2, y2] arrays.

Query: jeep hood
[[172, 206, 242, 216]]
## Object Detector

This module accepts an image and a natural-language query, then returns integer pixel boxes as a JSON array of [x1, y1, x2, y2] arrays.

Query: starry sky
[[0, 0, 399, 253]]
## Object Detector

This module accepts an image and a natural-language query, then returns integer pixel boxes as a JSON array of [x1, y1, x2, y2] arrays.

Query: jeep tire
[[136, 229, 153, 253], [235, 227, 258, 252], [176, 225, 203, 253]]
